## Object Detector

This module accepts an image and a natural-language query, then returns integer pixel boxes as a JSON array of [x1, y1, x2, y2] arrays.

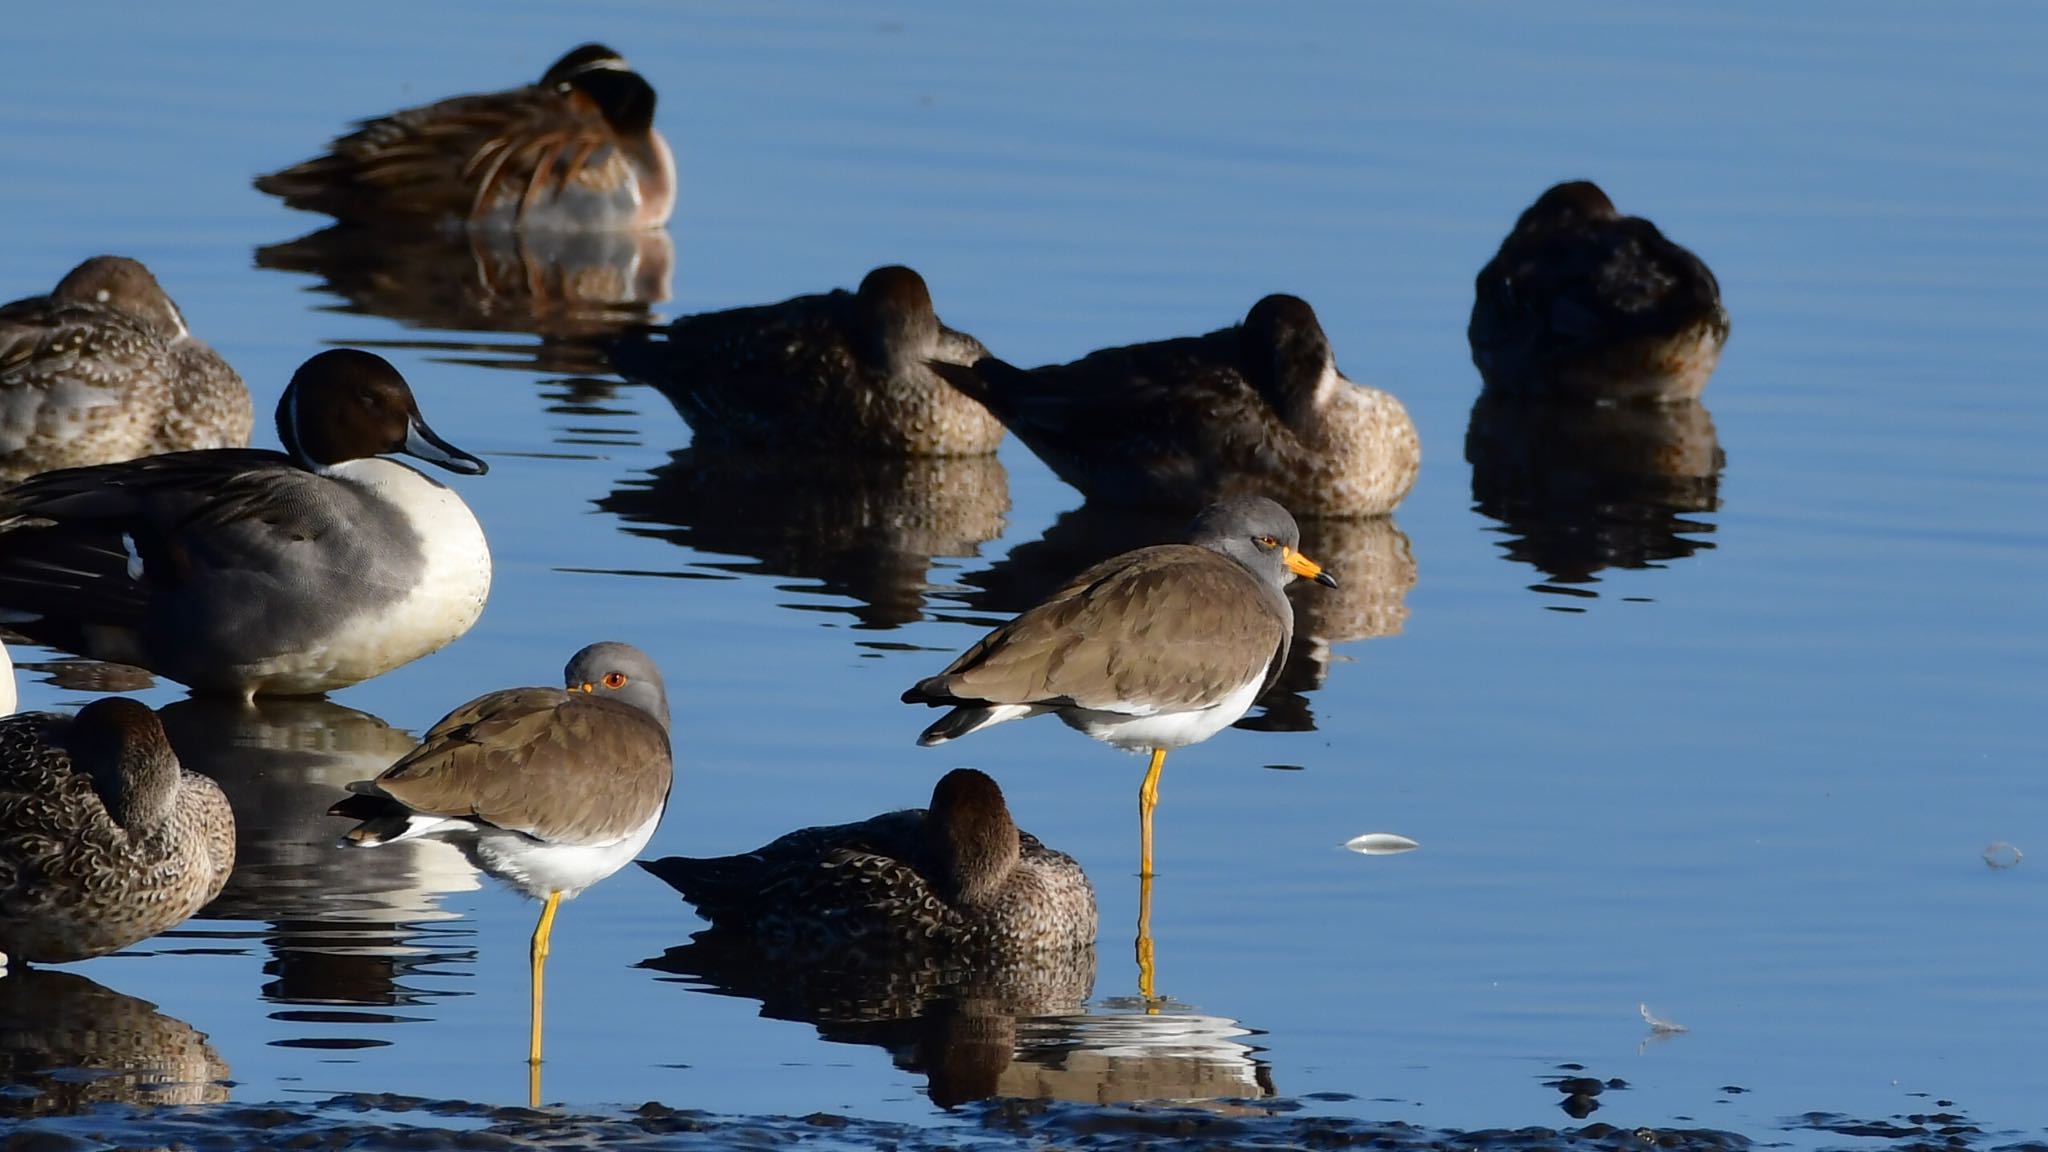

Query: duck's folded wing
[[368, 688, 671, 846], [0, 451, 330, 626], [918, 546, 1288, 713], [257, 88, 637, 222]]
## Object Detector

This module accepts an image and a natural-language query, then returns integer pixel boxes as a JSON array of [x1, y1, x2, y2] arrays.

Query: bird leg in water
[[529, 890, 562, 1068], [1136, 870, 1161, 1009]]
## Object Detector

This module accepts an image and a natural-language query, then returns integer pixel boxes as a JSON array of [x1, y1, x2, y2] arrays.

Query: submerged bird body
[[0, 257, 251, 479], [256, 44, 674, 232], [936, 295, 1417, 516], [609, 265, 1004, 456], [904, 496, 1335, 875], [1469, 180, 1728, 402], [642, 769, 1093, 959], [0, 349, 491, 698], [331, 642, 673, 1066], [0, 699, 234, 965]]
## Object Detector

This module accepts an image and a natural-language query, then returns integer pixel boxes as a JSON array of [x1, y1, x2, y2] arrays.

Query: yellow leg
[[1135, 870, 1160, 1010], [529, 891, 562, 1071], [1138, 747, 1167, 878]]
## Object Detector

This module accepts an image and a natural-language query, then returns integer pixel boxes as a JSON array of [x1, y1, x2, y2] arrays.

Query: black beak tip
[[1314, 571, 1339, 589]]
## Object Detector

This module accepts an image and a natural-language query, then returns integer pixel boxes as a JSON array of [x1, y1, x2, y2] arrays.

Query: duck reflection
[[954, 504, 1414, 731], [0, 968, 229, 1115], [595, 445, 1010, 629], [1464, 394, 1723, 595], [254, 225, 672, 374], [645, 939, 1273, 1108], [157, 698, 479, 1011]]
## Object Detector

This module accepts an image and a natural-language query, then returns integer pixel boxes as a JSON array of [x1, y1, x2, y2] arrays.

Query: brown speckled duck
[[1468, 179, 1729, 402], [932, 294, 1418, 516], [0, 256, 251, 481], [609, 265, 1005, 456], [640, 769, 1095, 958], [0, 698, 235, 967], [255, 44, 674, 232]]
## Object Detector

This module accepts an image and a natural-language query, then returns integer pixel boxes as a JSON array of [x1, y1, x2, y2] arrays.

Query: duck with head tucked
[[1468, 179, 1728, 403], [0, 256, 251, 481], [609, 265, 1005, 456], [256, 43, 673, 232], [933, 294, 1419, 517], [0, 698, 235, 969], [641, 768, 1094, 960], [0, 348, 491, 699]]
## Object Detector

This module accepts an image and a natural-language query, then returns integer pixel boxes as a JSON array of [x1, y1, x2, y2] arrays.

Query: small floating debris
[[1640, 1003, 1688, 1034], [1983, 841, 2022, 870], [1344, 832, 1419, 856]]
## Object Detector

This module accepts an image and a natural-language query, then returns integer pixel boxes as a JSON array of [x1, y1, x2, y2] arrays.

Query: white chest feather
[[251, 459, 491, 693], [1063, 675, 1266, 753], [472, 804, 666, 900]]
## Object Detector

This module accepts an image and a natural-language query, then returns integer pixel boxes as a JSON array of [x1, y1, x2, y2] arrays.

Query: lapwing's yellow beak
[[1283, 546, 1339, 588]]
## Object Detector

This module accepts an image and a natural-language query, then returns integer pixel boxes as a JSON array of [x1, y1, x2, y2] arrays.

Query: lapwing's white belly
[[1063, 676, 1265, 753], [472, 804, 667, 901], [243, 458, 492, 695]]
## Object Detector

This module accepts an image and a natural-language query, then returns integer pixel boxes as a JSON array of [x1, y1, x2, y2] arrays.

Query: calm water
[[3, 1, 2046, 1145]]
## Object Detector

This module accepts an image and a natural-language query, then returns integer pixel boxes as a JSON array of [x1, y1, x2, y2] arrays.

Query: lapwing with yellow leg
[[331, 642, 673, 1098]]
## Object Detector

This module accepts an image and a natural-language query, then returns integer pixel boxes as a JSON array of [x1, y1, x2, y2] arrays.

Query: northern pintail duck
[[0, 698, 234, 966], [935, 295, 1418, 516], [0, 256, 252, 480], [609, 265, 1005, 456], [641, 768, 1093, 959], [904, 496, 1335, 877], [0, 349, 490, 699], [331, 642, 673, 1066], [1469, 180, 1729, 402], [256, 44, 674, 232]]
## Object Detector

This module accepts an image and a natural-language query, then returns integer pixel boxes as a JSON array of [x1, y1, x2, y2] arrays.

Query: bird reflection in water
[[595, 446, 1010, 629], [1465, 393, 1723, 600], [254, 225, 673, 375], [0, 968, 229, 1116], [644, 939, 1273, 1109], [954, 502, 1414, 732], [157, 699, 480, 1032]]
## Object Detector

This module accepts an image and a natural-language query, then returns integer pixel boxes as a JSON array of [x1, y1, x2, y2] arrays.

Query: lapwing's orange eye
[[603, 672, 628, 690]]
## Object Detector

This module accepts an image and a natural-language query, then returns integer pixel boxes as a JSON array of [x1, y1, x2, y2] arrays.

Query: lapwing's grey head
[[1240, 294, 1338, 426], [1187, 495, 1338, 590], [542, 43, 656, 134], [52, 255, 189, 342], [64, 697, 180, 832], [853, 265, 941, 365], [923, 768, 1020, 907], [1519, 179, 1619, 232], [565, 641, 670, 731], [277, 349, 489, 476]]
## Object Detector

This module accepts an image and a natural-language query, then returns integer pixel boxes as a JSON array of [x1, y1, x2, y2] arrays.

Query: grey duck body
[[0, 698, 235, 965], [609, 265, 1004, 456], [640, 769, 1094, 959], [0, 256, 252, 481]]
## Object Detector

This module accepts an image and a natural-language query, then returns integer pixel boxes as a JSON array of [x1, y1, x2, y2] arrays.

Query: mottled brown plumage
[[0, 969, 232, 1112], [640, 769, 1093, 958], [0, 699, 235, 965], [1469, 179, 1729, 402], [256, 44, 674, 232], [0, 256, 251, 480], [609, 265, 1004, 456], [933, 294, 1418, 516]]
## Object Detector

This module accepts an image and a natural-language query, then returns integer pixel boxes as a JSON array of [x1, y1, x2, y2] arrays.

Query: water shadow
[[949, 504, 1413, 731], [594, 445, 1010, 630], [254, 225, 673, 375], [643, 938, 1272, 1108], [0, 968, 230, 1116], [1465, 394, 1723, 599], [159, 698, 479, 1018]]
